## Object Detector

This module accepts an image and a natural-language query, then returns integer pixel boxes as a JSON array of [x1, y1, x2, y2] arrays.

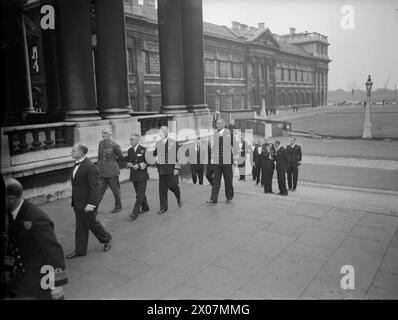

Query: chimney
[[232, 21, 240, 32], [240, 24, 248, 32], [258, 22, 265, 29], [289, 27, 296, 34], [249, 26, 256, 32]]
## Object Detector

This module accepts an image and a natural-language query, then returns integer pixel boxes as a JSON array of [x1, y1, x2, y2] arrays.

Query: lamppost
[[362, 75, 373, 138]]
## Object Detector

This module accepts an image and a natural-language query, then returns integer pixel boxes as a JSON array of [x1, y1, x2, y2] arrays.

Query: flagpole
[[22, 15, 35, 113]]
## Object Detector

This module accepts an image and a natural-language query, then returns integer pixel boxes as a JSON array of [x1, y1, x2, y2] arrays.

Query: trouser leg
[[210, 165, 222, 202], [168, 174, 181, 202], [223, 165, 234, 201], [74, 209, 89, 255], [197, 165, 204, 184], [159, 175, 168, 211], [287, 167, 293, 189], [190, 165, 197, 184], [97, 177, 109, 207], [108, 176, 122, 208], [87, 210, 112, 244], [293, 165, 298, 189], [132, 180, 147, 216], [206, 164, 214, 186]]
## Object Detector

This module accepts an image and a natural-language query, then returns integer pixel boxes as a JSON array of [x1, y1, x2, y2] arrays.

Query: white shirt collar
[[291, 144, 296, 148], [76, 156, 87, 164], [11, 198, 24, 220], [134, 144, 140, 152], [163, 137, 168, 144], [218, 128, 224, 136]]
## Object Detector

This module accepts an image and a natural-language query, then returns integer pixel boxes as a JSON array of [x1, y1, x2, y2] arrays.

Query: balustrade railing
[[134, 113, 174, 136], [2, 123, 76, 156]]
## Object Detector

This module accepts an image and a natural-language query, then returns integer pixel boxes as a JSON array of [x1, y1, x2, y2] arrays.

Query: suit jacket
[[153, 138, 181, 175], [127, 144, 149, 182], [97, 139, 124, 178], [261, 143, 275, 169], [71, 157, 99, 210], [211, 129, 236, 165], [238, 141, 248, 168], [8, 200, 67, 296], [253, 144, 263, 166], [275, 146, 288, 170], [286, 144, 302, 166]]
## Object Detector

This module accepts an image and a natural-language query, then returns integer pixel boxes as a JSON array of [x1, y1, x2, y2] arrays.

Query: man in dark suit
[[153, 126, 182, 214], [3, 178, 67, 300], [67, 143, 112, 259], [97, 127, 124, 213], [205, 136, 214, 186], [238, 135, 248, 181], [207, 119, 235, 204], [274, 140, 288, 196], [286, 137, 302, 191], [189, 139, 204, 185], [127, 133, 150, 220], [261, 141, 276, 194], [253, 139, 263, 185]]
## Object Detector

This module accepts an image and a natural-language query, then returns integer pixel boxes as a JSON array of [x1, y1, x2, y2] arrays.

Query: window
[[232, 62, 243, 78], [205, 59, 216, 77], [145, 51, 151, 74], [127, 48, 134, 74], [218, 60, 229, 78], [251, 63, 256, 79]]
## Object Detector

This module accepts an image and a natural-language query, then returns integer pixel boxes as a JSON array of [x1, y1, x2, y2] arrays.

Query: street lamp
[[362, 75, 373, 138]]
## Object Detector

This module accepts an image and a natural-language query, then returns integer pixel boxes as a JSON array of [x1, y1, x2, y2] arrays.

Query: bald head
[[71, 143, 88, 160], [5, 178, 23, 198], [5, 177, 23, 211]]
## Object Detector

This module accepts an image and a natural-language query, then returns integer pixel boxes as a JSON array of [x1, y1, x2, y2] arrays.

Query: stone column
[[157, 0, 187, 114], [181, 0, 208, 112], [245, 59, 252, 109], [95, 0, 131, 119], [324, 69, 328, 105], [56, 0, 101, 121]]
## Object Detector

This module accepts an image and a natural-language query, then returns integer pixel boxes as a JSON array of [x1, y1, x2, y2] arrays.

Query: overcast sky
[[202, 0, 398, 91]]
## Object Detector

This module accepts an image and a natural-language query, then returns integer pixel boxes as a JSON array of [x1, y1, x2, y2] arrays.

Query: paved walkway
[[40, 175, 398, 300]]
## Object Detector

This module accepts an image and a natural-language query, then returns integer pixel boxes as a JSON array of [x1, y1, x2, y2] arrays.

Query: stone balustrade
[[2, 123, 76, 156]]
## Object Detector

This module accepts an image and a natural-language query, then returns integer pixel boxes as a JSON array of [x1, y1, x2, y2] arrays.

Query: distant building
[[123, 0, 330, 123]]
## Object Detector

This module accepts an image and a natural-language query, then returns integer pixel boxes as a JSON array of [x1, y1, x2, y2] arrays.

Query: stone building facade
[[124, 0, 330, 121]]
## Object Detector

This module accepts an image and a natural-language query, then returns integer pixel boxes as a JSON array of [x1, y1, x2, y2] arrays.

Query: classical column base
[[362, 123, 372, 139], [100, 107, 131, 119], [160, 105, 188, 114], [64, 109, 102, 122], [187, 104, 210, 114]]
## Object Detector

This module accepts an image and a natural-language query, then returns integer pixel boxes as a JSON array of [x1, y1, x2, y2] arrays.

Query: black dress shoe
[[111, 207, 121, 213], [66, 252, 85, 259], [129, 213, 138, 220], [292, 188, 296, 192], [226, 199, 233, 204], [281, 193, 288, 196], [103, 242, 112, 252], [206, 200, 217, 204], [158, 209, 167, 214]]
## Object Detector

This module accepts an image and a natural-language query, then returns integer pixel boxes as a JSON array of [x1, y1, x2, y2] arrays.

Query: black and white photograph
[[1, 0, 398, 305]]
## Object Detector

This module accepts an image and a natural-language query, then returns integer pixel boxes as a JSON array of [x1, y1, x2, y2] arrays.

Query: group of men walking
[[1, 117, 302, 300]]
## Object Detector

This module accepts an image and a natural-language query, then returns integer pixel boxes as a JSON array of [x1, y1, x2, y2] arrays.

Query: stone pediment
[[248, 28, 280, 49]]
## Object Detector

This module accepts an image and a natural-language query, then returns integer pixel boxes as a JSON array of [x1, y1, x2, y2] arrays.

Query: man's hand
[[127, 161, 133, 168], [173, 169, 179, 176], [84, 204, 95, 213], [51, 287, 64, 300], [132, 164, 140, 170]]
